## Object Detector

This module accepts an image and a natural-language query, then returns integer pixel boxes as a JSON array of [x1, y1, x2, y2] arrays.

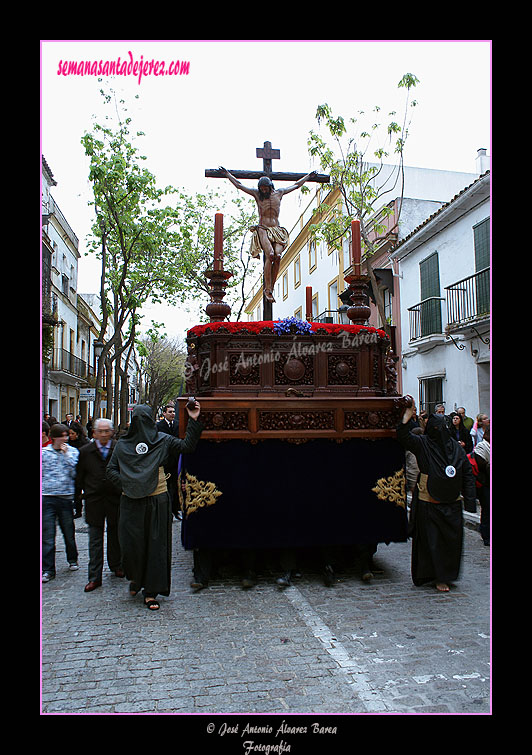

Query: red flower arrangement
[[187, 320, 387, 340]]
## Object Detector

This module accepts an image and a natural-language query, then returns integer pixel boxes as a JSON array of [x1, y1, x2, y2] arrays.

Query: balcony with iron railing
[[313, 307, 351, 325], [445, 267, 490, 329], [43, 196, 79, 251], [50, 348, 94, 383], [408, 297, 445, 343], [408, 267, 490, 349], [42, 244, 56, 325]]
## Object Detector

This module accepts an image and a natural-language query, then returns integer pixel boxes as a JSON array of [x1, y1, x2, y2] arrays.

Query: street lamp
[[93, 340, 104, 362]]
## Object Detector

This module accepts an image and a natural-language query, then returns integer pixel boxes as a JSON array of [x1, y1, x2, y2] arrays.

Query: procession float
[[177, 143, 410, 556]]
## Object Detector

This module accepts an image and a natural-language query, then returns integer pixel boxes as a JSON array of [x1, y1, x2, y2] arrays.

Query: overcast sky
[[41, 39, 491, 341]]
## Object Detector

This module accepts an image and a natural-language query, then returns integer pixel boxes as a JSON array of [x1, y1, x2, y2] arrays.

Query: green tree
[[137, 329, 187, 412], [167, 189, 257, 320], [81, 89, 256, 428], [306, 73, 419, 338], [82, 90, 187, 427]]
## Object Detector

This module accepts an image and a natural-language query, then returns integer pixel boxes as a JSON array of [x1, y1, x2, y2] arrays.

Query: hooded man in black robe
[[106, 402, 202, 610], [397, 405, 476, 592]]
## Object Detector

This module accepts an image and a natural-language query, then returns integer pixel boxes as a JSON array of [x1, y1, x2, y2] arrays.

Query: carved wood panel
[[344, 410, 398, 430], [327, 354, 358, 385], [200, 411, 249, 431], [229, 353, 261, 385], [274, 354, 314, 385], [259, 410, 335, 431]]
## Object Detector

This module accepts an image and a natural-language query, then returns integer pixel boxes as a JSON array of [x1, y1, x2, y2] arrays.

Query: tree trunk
[[105, 357, 113, 419]]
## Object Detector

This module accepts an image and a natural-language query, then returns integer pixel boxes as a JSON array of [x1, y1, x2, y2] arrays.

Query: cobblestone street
[[41, 511, 490, 727]]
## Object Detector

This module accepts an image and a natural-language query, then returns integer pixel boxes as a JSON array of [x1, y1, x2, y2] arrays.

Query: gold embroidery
[[372, 469, 406, 509], [179, 472, 223, 517]]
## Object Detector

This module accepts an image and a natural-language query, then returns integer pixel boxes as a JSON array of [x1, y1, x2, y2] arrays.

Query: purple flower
[[273, 317, 313, 336]]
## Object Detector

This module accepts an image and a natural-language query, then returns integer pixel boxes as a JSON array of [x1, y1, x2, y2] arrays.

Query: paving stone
[[41, 517, 491, 717]]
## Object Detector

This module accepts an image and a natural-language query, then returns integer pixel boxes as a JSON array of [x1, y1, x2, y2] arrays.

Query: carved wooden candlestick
[[205, 212, 233, 322], [344, 219, 371, 325], [205, 269, 233, 322], [344, 273, 371, 325]]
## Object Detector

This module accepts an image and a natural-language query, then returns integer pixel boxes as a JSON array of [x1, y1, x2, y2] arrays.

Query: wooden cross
[[205, 140, 330, 184], [205, 141, 329, 321], [256, 140, 280, 175]]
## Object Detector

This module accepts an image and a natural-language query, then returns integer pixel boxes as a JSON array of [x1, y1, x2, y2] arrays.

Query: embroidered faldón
[[371, 469, 406, 509], [179, 472, 223, 518]]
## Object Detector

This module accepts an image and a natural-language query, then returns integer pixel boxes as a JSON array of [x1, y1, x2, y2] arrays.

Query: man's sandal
[[129, 582, 141, 596], [144, 598, 160, 610]]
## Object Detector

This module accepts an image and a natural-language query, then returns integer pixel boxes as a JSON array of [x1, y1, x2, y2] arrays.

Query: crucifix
[[206, 141, 329, 320]]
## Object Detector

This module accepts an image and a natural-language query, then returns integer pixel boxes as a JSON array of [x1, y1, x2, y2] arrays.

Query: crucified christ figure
[[219, 167, 317, 303]]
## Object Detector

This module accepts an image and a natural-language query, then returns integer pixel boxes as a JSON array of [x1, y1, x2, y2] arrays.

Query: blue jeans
[[42, 495, 79, 575]]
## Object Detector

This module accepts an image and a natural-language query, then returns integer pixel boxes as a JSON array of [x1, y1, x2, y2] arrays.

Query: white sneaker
[[68, 563, 79, 571], [42, 572, 55, 582]]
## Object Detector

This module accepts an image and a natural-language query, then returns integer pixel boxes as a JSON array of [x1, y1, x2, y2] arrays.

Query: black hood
[[123, 404, 161, 448], [112, 405, 169, 498], [423, 414, 465, 501], [425, 414, 460, 466]]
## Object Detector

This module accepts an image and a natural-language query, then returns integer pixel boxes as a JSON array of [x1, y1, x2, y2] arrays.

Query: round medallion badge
[[136, 442, 148, 455], [283, 358, 306, 381], [445, 465, 456, 478]]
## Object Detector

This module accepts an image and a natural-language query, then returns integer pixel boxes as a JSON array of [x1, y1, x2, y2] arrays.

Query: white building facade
[[42, 158, 88, 422], [245, 160, 481, 326], [389, 171, 490, 418], [42, 157, 141, 426]]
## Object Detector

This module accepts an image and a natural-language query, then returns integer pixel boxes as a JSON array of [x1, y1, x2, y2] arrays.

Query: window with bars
[[419, 376, 443, 415]]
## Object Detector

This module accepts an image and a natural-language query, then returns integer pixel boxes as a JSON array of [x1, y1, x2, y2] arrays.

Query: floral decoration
[[273, 317, 313, 335], [187, 320, 387, 340]]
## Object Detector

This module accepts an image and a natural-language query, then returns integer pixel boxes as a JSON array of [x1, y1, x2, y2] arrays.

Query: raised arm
[[219, 167, 258, 198], [396, 402, 424, 455], [279, 170, 318, 196], [168, 401, 203, 454]]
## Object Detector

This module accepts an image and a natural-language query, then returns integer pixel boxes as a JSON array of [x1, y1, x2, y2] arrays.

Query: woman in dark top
[[448, 412, 473, 454], [68, 421, 90, 449]]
